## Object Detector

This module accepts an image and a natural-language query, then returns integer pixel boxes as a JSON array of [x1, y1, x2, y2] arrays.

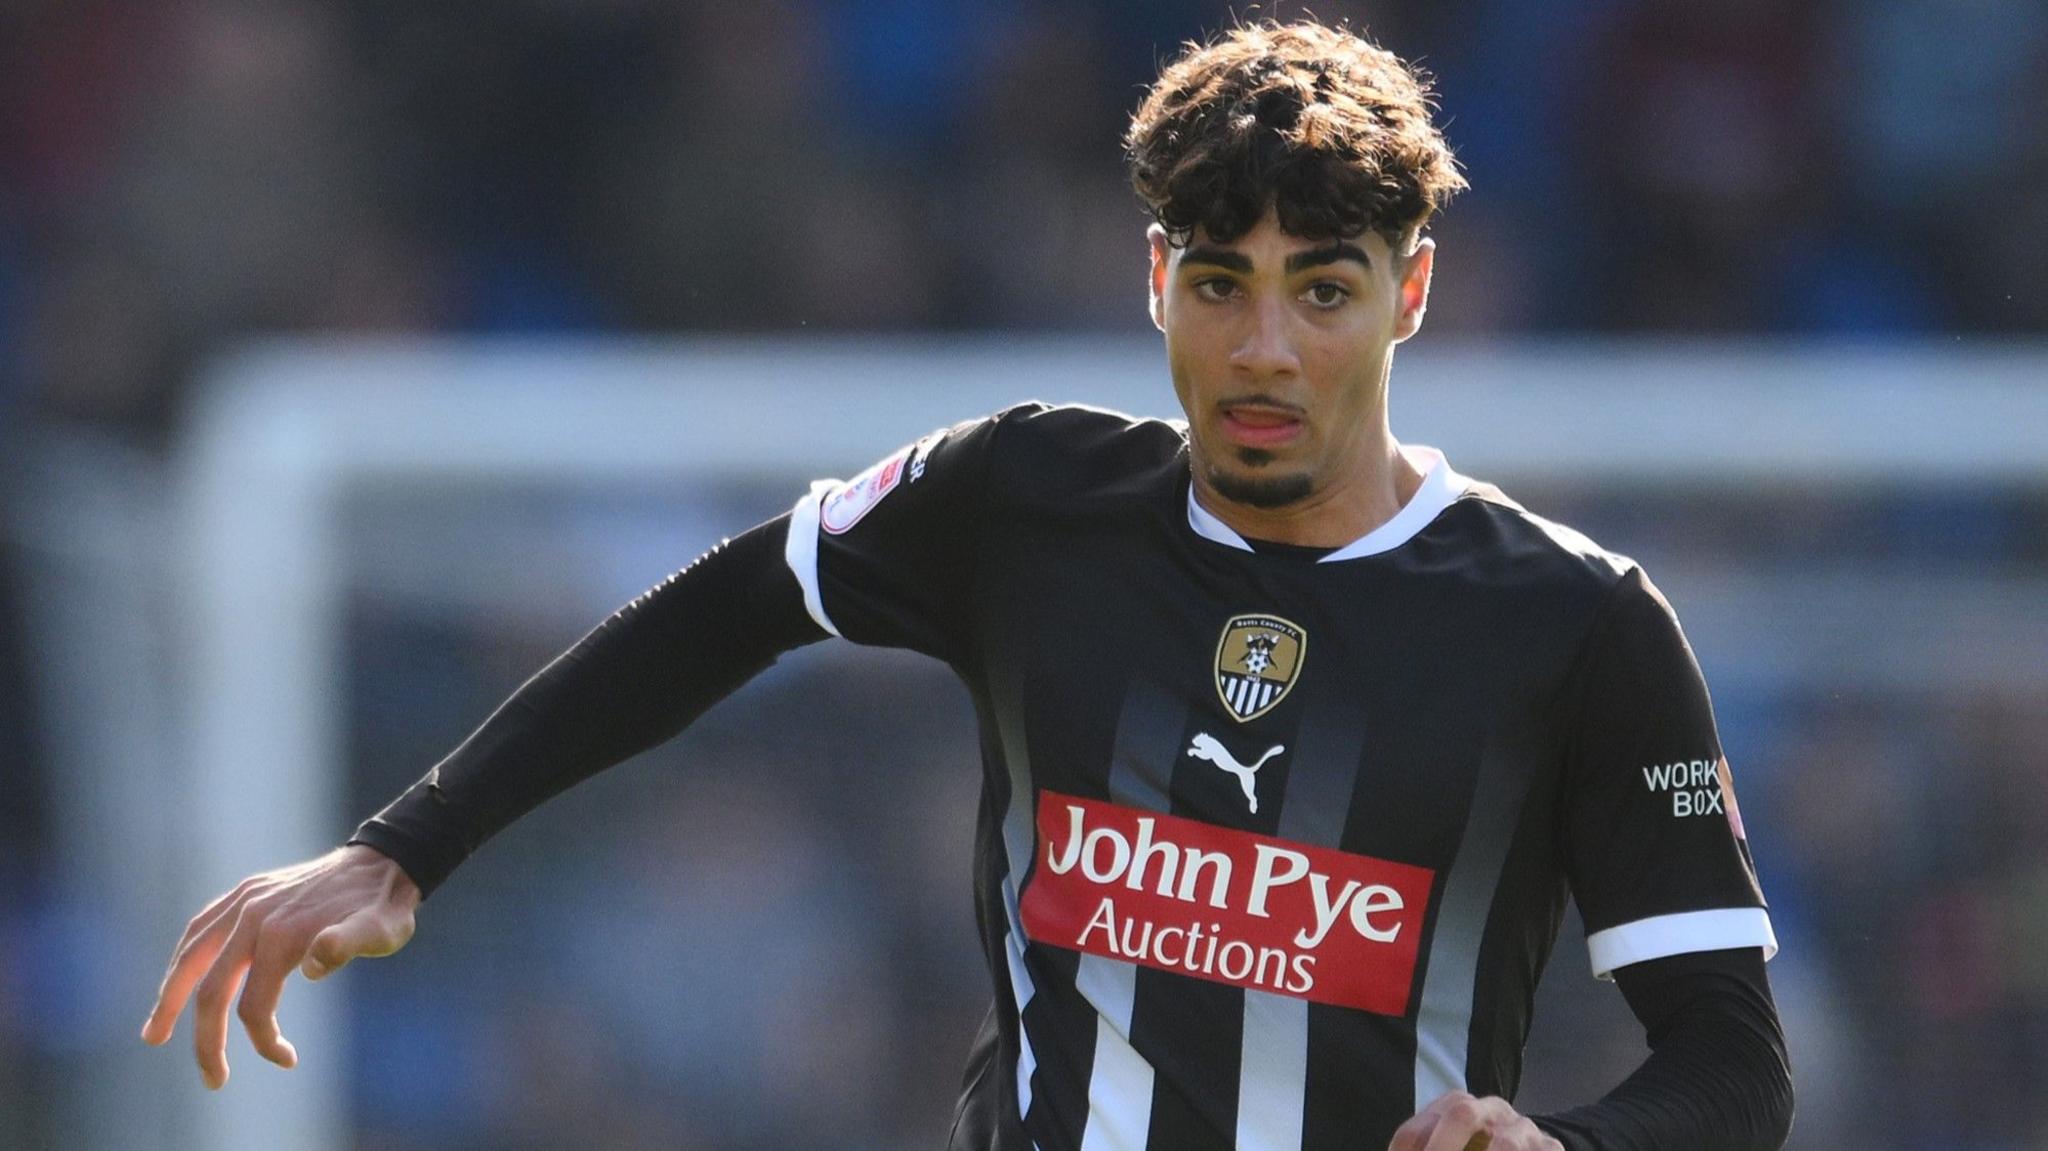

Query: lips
[[1218, 402, 1304, 449]]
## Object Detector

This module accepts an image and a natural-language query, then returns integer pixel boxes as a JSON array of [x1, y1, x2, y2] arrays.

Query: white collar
[[1184, 444, 1471, 562]]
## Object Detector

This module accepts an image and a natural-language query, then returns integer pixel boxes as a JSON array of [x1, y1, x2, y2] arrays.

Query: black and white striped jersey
[[785, 401, 1776, 1151]]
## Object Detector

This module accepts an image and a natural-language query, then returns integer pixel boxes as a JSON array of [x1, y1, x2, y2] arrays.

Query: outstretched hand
[[141, 843, 421, 1089], [1389, 1090, 1564, 1151]]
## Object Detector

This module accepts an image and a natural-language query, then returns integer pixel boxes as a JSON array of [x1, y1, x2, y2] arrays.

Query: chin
[[1208, 461, 1314, 510]]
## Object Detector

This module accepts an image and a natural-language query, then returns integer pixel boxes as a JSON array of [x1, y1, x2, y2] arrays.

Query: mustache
[[1217, 394, 1306, 416]]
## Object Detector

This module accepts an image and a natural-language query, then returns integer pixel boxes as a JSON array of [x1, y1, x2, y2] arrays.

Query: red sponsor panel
[[1019, 791, 1435, 1016]]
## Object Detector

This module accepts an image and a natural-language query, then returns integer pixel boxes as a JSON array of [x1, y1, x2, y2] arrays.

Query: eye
[[1193, 277, 1240, 302], [1302, 282, 1351, 309]]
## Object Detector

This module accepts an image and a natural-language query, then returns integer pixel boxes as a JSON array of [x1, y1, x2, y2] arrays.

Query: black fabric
[[346, 514, 827, 898], [804, 411, 1007, 663], [1534, 947, 1794, 1151], [801, 403, 1783, 1150], [340, 400, 1789, 1151], [1562, 568, 1768, 946]]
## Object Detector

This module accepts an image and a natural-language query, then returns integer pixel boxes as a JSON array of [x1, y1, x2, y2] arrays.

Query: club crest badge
[[1214, 614, 1307, 722]]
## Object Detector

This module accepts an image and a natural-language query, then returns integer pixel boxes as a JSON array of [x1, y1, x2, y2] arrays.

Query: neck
[[1191, 435, 1425, 549]]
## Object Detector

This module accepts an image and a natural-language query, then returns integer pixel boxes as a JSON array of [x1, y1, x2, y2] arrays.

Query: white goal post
[[166, 336, 2048, 1150]]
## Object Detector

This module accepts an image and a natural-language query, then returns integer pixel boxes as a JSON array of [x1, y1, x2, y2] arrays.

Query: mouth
[[1217, 400, 1305, 450]]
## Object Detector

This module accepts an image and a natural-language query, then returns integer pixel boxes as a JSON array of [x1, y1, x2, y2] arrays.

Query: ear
[[1147, 223, 1170, 333], [1392, 235, 1435, 344]]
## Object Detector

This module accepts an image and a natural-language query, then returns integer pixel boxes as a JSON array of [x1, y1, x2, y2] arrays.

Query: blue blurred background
[[2, 1, 2045, 1149]]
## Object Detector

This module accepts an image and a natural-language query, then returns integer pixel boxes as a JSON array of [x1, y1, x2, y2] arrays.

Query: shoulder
[[985, 401, 1186, 457], [1430, 481, 1705, 699], [1455, 485, 1706, 660], [980, 401, 1188, 502], [1426, 478, 1652, 619]]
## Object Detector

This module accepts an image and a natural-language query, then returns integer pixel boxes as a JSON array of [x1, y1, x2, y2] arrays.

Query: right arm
[[142, 514, 826, 1087], [346, 513, 827, 897], [145, 406, 1015, 1090]]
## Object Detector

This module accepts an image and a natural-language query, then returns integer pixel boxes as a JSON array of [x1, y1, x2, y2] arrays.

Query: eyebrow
[[1179, 245, 1253, 273], [1285, 242, 1372, 274], [1178, 242, 1372, 275]]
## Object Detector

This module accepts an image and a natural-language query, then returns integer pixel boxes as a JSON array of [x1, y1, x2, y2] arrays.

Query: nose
[[1229, 294, 1300, 380]]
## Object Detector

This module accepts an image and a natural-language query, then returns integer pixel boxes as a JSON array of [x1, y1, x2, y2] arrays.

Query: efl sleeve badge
[[820, 446, 912, 535]]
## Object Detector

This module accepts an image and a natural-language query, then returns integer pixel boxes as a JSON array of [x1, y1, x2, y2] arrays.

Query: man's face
[[1150, 209, 1434, 512]]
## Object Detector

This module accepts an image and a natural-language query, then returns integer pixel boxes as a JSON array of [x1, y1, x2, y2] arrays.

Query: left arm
[[1532, 947, 1793, 1150], [1390, 947, 1791, 1151], [1393, 565, 1793, 1151]]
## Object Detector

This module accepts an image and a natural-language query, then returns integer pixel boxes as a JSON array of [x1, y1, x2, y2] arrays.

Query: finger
[[1387, 1111, 1439, 1151], [1418, 1097, 1492, 1151], [236, 928, 303, 1070], [1486, 1122, 1559, 1151], [1420, 1122, 1484, 1151], [300, 906, 412, 981], [191, 912, 260, 1089], [168, 885, 243, 959], [1417, 1089, 1475, 1118], [143, 893, 249, 1046]]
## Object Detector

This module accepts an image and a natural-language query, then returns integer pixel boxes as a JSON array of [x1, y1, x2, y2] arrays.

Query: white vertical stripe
[[1411, 743, 1531, 1116], [1412, 1005, 1465, 1111], [1003, 929, 1039, 1116], [782, 482, 841, 637], [1075, 957, 1152, 1151], [991, 665, 1043, 1131], [1236, 990, 1308, 1151]]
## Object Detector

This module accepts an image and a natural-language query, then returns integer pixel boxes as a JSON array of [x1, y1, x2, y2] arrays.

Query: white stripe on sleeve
[[784, 481, 841, 638], [1585, 906, 1778, 980]]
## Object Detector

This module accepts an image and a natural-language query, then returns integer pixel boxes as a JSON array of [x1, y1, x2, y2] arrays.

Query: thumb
[[300, 908, 409, 981]]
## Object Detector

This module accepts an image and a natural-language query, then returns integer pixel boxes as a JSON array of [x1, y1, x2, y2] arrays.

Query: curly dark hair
[[1125, 20, 1466, 247]]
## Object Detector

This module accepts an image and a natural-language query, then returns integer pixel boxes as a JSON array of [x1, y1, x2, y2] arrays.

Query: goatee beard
[[1207, 453, 1313, 509]]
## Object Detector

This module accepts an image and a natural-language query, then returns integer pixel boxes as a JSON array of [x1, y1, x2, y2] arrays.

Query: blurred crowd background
[[2, 0, 2046, 435], [2, 1, 2045, 1149]]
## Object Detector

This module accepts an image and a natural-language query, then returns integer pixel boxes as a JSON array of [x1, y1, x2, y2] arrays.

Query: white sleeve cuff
[[1585, 907, 1778, 981], [784, 481, 841, 638]]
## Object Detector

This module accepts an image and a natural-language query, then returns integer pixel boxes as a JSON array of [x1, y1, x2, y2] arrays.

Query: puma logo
[[1187, 732, 1285, 814]]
